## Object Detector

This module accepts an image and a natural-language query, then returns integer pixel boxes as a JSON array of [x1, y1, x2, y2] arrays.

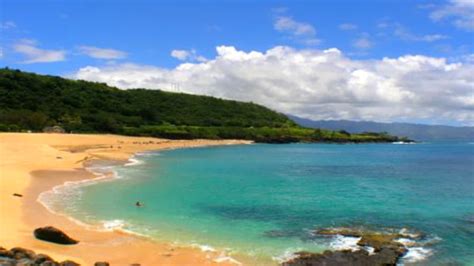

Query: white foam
[[272, 249, 302, 263], [402, 247, 433, 263], [213, 254, 242, 265], [392, 141, 415, 145], [396, 238, 417, 247], [102, 219, 126, 231], [124, 157, 144, 166], [329, 235, 362, 251], [191, 244, 216, 252], [399, 228, 421, 239]]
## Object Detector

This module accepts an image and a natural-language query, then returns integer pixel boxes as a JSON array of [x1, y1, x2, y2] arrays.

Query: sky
[[1, 0, 473, 126]]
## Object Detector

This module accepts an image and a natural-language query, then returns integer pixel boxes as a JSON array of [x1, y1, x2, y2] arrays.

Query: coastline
[[0, 133, 251, 265]]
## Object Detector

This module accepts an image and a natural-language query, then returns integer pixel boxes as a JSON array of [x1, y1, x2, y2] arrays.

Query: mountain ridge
[[289, 116, 474, 141]]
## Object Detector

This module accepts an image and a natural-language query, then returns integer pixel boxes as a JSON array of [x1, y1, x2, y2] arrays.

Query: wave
[[37, 153, 150, 234], [392, 141, 416, 145], [318, 227, 436, 265], [329, 235, 362, 252], [191, 243, 217, 252], [272, 248, 305, 263], [38, 152, 147, 208], [101, 219, 126, 231], [401, 247, 433, 263], [124, 157, 144, 167], [213, 253, 242, 265]]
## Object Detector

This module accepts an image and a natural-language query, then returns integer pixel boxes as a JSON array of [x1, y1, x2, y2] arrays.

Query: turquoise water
[[44, 142, 474, 265]]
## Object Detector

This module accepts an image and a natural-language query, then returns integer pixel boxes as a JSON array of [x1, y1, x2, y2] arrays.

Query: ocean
[[40, 142, 474, 265]]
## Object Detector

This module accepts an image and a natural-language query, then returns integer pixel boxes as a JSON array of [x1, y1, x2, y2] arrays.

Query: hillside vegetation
[[0, 68, 409, 143]]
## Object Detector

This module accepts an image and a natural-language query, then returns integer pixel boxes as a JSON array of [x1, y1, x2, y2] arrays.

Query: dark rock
[[59, 260, 80, 266], [33, 254, 53, 264], [0, 257, 15, 266], [11, 247, 35, 260], [40, 261, 60, 266], [16, 258, 35, 266], [34, 226, 79, 245], [282, 248, 401, 266], [316, 227, 363, 238], [94, 262, 110, 266], [0, 247, 14, 258], [357, 233, 406, 254], [285, 227, 419, 265]]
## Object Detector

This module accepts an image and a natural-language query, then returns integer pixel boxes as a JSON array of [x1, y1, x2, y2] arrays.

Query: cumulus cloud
[[171, 49, 207, 62], [430, 0, 474, 31], [339, 23, 358, 30], [274, 15, 320, 45], [71, 45, 474, 125], [78, 46, 127, 59], [13, 39, 66, 63]]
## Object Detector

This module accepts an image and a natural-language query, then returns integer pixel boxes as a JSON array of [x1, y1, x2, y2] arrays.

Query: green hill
[[0, 68, 409, 143]]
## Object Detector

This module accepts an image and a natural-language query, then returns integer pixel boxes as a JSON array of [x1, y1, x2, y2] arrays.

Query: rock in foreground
[[0, 246, 82, 266], [0, 245, 112, 265], [34, 226, 79, 245]]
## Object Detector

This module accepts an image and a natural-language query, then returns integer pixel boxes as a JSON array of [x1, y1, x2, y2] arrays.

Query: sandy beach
[[0, 133, 251, 265]]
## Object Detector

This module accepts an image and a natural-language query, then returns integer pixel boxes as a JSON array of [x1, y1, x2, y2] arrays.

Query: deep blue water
[[44, 142, 474, 265]]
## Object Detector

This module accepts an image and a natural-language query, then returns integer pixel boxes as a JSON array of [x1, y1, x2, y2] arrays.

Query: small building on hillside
[[43, 126, 65, 133]]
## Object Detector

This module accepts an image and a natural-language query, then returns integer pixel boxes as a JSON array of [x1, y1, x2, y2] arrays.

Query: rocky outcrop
[[0, 246, 112, 266], [283, 249, 401, 266], [33, 226, 78, 245], [0, 246, 81, 266], [60, 260, 81, 266], [283, 227, 421, 266]]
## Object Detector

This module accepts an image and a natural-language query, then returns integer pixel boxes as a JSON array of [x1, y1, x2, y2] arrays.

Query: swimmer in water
[[135, 201, 143, 207]]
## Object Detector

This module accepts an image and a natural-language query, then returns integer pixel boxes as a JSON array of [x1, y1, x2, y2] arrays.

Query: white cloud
[[274, 15, 320, 45], [171, 49, 191, 60], [0, 21, 16, 29], [274, 16, 316, 36], [78, 46, 127, 59], [430, 0, 474, 31], [71, 45, 474, 126], [13, 40, 66, 63], [339, 23, 358, 30], [171, 49, 207, 62], [353, 37, 373, 49], [394, 26, 448, 42]]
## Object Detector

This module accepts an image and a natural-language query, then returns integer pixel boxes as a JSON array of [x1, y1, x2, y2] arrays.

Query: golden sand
[[0, 133, 252, 265]]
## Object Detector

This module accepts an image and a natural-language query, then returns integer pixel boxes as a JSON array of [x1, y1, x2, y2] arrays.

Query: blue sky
[[1, 0, 473, 125]]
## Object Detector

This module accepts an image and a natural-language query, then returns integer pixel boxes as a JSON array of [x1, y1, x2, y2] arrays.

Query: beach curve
[[0, 132, 251, 265]]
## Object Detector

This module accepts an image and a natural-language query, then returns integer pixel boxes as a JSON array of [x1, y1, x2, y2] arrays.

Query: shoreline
[[0, 133, 251, 265]]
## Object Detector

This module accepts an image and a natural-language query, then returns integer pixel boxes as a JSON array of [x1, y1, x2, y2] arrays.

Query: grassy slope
[[0, 68, 409, 143]]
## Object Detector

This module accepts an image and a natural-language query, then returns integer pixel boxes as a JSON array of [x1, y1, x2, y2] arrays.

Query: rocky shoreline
[[0, 246, 87, 266], [282, 227, 427, 266]]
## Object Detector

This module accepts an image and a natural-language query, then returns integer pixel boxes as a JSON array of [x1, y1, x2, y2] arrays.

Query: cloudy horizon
[[1, 0, 473, 126]]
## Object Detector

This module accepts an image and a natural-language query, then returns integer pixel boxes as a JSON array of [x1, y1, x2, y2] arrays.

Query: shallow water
[[42, 142, 474, 265]]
